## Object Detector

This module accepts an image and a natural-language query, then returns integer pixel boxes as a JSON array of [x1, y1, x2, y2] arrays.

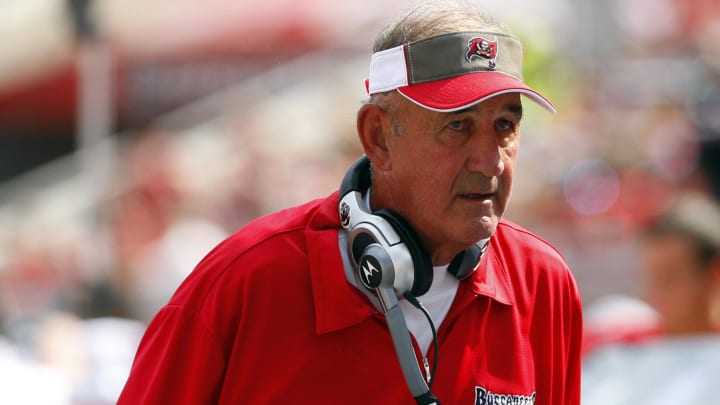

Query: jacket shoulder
[[168, 194, 339, 305], [495, 219, 567, 263]]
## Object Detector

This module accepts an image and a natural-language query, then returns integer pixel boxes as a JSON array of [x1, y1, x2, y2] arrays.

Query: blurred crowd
[[1, 0, 720, 404]]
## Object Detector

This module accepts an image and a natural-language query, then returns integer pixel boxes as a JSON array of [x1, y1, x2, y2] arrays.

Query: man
[[640, 192, 720, 336], [582, 192, 720, 356], [118, 1, 582, 404]]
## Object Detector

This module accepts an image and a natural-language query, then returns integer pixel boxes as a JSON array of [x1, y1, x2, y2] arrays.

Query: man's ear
[[356, 102, 391, 171], [709, 257, 720, 289], [709, 257, 720, 329]]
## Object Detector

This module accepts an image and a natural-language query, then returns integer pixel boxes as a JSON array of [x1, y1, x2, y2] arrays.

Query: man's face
[[375, 92, 522, 264], [641, 234, 712, 334]]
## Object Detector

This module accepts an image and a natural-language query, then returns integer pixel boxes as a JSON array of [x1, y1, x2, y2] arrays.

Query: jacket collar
[[465, 239, 516, 306], [307, 192, 516, 335]]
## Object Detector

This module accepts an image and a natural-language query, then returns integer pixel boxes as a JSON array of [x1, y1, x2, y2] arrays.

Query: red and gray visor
[[366, 31, 556, 113]]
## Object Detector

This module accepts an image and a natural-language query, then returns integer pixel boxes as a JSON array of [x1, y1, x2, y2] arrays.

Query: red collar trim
[[466, 240, 516, 306]]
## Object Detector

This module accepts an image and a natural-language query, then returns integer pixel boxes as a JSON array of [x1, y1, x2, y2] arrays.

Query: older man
[[118, 1, 582, 404]]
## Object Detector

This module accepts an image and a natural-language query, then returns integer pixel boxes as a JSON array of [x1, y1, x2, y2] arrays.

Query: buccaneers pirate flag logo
[[466, 36, 498, 69]]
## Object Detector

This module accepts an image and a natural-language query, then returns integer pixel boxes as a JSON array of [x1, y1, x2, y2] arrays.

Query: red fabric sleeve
[[564, 283, 584, 405], [117, 305, 227, 404]]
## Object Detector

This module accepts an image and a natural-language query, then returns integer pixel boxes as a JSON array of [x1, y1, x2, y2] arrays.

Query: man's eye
[[448, 120, 467, 131], [495, 118, 514, 131]]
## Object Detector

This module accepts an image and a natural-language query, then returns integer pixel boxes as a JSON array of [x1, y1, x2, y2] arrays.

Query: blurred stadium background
[[0, 0, 719, 404]]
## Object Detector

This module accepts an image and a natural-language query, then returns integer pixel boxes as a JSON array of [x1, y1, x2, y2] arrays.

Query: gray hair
[[372, 0, 512, 53]]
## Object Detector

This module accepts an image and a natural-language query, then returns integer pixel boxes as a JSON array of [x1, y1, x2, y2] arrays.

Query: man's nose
[[465, 132, 504, 177]]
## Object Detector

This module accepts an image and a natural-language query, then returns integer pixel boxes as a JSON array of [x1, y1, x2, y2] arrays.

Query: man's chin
[[460, 218, 497, 244]]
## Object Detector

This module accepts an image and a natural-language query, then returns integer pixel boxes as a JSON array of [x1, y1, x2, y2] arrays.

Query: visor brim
[[397, 71, 556, 113]]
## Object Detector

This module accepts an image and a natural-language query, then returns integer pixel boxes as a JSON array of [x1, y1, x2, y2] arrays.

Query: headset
[[338, 155, 488, 405]]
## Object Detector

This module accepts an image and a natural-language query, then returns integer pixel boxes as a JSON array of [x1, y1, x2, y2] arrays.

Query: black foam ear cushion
[[447, 243, 483, 280], [373, 208, 433, 296]]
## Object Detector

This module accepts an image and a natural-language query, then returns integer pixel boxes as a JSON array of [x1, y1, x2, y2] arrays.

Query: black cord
[[403, 292, 439, 388]]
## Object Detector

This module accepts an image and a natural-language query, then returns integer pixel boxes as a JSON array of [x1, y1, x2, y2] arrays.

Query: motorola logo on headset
[[359, 256, 382, 289]]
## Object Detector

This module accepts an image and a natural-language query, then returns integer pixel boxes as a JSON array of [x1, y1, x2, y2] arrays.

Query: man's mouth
[[460, 192, 494, 200]]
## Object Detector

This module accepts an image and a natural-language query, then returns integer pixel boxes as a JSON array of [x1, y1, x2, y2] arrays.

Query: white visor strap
[[368, 44, 408, 94]]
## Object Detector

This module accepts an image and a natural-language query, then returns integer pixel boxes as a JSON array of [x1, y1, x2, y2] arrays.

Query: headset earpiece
[[373, 209, 433, 296], [447, 241, 487, 280]]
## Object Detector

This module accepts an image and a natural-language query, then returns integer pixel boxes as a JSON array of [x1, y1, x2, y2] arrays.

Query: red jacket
[[118, 192, 582, 404]]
